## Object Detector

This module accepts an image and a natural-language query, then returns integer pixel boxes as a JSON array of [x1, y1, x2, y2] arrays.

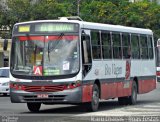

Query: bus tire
[[86, 84, 99, 112], [128, 81, 137, 105], [27, 103, 41, 112]]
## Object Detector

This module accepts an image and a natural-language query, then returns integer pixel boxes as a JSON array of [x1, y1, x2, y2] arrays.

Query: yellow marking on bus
[[19, 25, 30, 32]]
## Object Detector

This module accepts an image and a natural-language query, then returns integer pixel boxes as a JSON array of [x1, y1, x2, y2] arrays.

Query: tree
[[0, 0, 160, 39], [80, 1, 117, 23], [30, 0, 72, 20], [0, 0, 32, 37]]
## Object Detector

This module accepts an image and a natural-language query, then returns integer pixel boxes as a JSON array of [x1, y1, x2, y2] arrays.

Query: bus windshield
[[11, 35, 80, 77], [157, 47, 160, 67]]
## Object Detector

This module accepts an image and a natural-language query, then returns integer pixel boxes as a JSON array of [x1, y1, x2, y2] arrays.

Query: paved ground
[[0, 82, 160, 122]]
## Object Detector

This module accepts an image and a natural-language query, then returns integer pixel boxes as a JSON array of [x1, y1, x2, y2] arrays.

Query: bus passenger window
[[140, 35, 148, 59], [148, 36, 153, 59], [122, 33, 131, 59], [91, 31, 101, 59], [92, 46, 101, 59], [101, 31, 112, 59], [112, 33, 122, 59], [131, 34, 140, 59]]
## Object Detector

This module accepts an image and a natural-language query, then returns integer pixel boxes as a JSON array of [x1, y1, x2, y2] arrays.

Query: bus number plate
[[37, 94, 48, 98]]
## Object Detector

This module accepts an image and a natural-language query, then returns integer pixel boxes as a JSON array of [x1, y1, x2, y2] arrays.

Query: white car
[[0, 67, 10, 96]]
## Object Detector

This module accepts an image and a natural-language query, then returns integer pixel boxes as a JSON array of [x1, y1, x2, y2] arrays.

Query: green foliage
[[0, 0, 160, 39], [30, 0, 72, 20], [80, 1, 117, 23]]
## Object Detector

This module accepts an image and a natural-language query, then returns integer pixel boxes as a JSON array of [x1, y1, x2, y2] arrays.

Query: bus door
[[156, 39, 160, 80], [81, 30, 92, 76]]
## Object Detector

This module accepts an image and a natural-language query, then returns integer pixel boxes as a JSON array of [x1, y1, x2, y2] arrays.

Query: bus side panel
[[117, 82, 124, 97], [82, 84, 93, 102], [101, 81, 132, 100], [108, 83, 117, 98], [101, 83, 110, 99], [101, 82, 117, 99], [117, 81, 132, 97], [138, 79, 156, 94], [123, 81, 132, 97]]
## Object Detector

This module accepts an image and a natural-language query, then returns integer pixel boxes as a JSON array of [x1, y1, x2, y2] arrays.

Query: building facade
[[0, 39, 11, 67]]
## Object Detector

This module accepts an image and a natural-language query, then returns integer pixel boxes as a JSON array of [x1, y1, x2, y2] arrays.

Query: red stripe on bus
[[81, 79, 155, 102], [18, 36, 78, 42], [19, 36, 44, 41], [101, 81, 132, 100], [82, 84, 93, 102], [45, 36, 78, 41], [138, 79, 156, 94], [101, 82, 117, 99], [117, 81, 131, 97]]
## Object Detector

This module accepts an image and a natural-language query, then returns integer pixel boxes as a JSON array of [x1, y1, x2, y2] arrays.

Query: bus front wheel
[[86, 84, 99, 112], [27, 103, 41, 112]]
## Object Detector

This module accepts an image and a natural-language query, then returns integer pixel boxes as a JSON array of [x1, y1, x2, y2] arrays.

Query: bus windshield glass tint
[[11, 35, 80, 76]]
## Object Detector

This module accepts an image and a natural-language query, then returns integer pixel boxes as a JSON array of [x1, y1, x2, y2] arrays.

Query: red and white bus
[[156, 39, 160, 81], [9, 17, 156, 112]]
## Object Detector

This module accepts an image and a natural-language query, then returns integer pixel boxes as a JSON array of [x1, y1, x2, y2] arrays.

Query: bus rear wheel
[[86, 84, 99, 112], [118, 81, 137, 105], [27, 103, 41, 112], [128, 81, 137, 105]]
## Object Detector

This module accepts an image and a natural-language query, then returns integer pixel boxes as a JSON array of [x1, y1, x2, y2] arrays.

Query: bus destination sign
[[35, 23, 75, 32], [15, 23, 79, 34]]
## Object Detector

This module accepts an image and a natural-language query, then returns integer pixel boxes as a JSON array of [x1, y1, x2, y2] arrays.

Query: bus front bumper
[[10, 87, 82, 104]]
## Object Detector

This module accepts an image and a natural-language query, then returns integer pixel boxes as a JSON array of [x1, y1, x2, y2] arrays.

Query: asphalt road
[[0, 82, 160, 122]]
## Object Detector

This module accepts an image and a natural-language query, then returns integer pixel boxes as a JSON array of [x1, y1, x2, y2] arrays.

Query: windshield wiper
[[48, 42, 50, 61], [34, 45, 37, 64], [47, 33, 64, 61], [57, 33, 64, 40], [48, 33, 64, 53]]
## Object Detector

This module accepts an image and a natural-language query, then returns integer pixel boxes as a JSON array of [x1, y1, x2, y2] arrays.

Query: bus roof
[[14, 18, 153, 35]]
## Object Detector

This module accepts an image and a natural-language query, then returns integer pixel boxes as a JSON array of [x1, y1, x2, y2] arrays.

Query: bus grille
[[24, 85, 65, 92]]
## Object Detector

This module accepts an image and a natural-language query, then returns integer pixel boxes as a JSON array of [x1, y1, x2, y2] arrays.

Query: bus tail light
[[156, 71, 160, 76]]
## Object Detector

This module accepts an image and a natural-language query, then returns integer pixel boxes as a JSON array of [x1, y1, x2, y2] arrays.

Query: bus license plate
[[37, 94, 48, 98]]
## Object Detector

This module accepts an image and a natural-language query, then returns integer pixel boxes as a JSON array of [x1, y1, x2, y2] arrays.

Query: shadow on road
[[21, 99, 159, 114], [0, 94, 10, 97]]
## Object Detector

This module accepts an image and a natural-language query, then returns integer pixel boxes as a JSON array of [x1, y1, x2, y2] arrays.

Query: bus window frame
[[131, 34, 140, 59], [111, 32, 122, 59], [81, 31, 92, 76]]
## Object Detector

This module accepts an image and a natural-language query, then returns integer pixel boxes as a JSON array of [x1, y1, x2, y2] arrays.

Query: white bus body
[[9, 17, 156, 112]]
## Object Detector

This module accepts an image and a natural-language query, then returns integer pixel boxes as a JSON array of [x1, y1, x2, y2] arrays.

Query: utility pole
[[77, 0, 80, 16]]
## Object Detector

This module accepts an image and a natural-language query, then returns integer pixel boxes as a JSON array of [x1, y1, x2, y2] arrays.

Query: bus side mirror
[[3, 39, 8, 51]]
